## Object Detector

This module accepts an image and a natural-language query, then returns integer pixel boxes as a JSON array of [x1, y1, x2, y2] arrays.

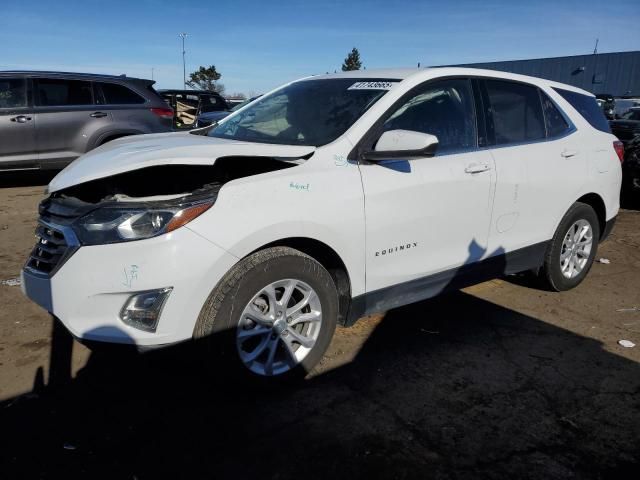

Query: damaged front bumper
[[22, 225, 238, 346]]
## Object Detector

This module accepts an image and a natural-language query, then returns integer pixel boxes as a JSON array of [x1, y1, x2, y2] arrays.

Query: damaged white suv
[[22, 68, 622, 380]]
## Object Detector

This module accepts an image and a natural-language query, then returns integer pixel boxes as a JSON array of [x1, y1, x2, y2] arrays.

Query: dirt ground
[[1, 174, 639, 479]]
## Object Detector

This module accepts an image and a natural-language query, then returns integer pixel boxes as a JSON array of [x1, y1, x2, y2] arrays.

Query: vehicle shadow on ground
[[1, 291, 639, 480], [0, 170, 59, 188]]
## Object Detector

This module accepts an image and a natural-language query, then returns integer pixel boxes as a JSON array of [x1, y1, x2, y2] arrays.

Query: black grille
[[26, 223, 69, 275]]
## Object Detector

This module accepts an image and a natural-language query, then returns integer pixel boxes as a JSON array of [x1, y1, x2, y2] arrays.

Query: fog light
[[119, 288, 172, 332]]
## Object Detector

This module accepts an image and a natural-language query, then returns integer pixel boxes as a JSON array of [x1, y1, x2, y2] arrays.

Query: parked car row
[[610, 106, 640, 196], [158, 89, 229, 130], [0, 70, 265, 172], [0, 71, 173, 171], [596, 93, 640, 120]]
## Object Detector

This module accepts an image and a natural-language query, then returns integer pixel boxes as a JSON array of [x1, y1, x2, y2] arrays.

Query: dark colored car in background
[[0, 71, 173, 171], [610, 107, 640, 143], [621, 135, 640, 196], [611, 108, 640, 196], [596, 93, 615, 120], [158, 89, 229, 130], [195, 95, 261, 128]]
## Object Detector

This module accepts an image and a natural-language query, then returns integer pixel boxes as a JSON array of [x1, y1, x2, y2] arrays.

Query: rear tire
[[193, 247, 338, 383], [539, 202, 600, 291]]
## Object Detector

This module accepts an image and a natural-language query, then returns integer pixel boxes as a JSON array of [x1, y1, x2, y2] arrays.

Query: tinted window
[[209, 79, 393, 146], [98, 82, 145, 104], [540, 91, 571, 137], [485, 80, 545, 145], [35, 79, 93, 106], [621, 110, 640, 121], [382, 79, 476, 153], [553, 88, 611, 133], [200, 95, 226, 113], [0, 78, 27, 108]]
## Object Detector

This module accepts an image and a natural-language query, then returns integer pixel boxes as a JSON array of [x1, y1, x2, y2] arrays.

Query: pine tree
[[341, 48, 362, 71], [187, 65, 225, 93]]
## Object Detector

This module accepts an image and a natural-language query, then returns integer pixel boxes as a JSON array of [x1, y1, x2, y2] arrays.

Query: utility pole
[[179, 33, 188, 88], [592, 38, 599, 93]]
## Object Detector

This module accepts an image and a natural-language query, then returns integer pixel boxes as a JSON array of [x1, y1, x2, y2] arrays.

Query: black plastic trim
[[601, 216, 617, 242], [345, 240, 549, 326]]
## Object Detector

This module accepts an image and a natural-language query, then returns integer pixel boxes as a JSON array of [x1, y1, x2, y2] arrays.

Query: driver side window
[[382, 79, 477, 154]]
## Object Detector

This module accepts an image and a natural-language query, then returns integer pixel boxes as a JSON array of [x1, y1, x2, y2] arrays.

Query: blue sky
[[1, 0, 639, 95]]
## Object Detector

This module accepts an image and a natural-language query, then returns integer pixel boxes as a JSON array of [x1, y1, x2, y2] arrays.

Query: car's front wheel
[[194, 247, 338, 382], [539, 202, 600, 291]]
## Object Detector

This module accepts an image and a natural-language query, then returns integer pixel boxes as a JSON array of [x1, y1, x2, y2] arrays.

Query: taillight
[[613, 140, 624, 163], [150, 107, 174, 119]]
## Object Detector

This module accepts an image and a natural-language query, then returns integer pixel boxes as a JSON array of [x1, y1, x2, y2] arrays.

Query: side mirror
[[361, 130, 439, 162]]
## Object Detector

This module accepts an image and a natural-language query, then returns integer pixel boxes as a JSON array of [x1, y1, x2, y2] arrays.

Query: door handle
[[90, 112, 108, 118], [561, 149, 578, 158], [464, 163, 491, 174], [10, 115, 32, 123]]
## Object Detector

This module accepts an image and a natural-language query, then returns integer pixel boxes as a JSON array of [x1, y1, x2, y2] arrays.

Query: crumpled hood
[[48, 132, 316, 193]]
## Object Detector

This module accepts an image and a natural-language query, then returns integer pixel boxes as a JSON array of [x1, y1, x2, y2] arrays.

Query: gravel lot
[[1, 175, 639, 479]]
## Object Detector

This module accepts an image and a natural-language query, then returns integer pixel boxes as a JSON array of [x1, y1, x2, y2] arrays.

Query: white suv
[[22, 68, 623, 380]]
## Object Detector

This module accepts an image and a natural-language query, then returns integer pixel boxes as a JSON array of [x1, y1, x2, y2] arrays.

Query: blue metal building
[[451, 50, 640, 97]]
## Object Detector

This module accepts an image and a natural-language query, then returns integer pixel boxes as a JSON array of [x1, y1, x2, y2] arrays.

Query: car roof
[[157, 89, 222, 95], [0, 70, 153, 85], [303, 67, 593, 96]]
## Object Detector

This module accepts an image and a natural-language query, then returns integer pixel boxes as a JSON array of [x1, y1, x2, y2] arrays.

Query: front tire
[[194, 247, 338, 382], [539, 202, 600, 291]]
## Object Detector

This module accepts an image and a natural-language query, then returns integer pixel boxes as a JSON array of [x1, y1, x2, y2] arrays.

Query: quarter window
[[97, 82, 145, 104], [540, 91, 570, 138], [553, 87, 611, 133], [485, 80, 545, 145], [0, 78, 27, 109], [35, 78, 93, 106], [381, 79, 476, 153]]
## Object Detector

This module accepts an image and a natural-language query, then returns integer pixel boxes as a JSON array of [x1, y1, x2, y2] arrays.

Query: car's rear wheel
[[194, 247, 338, 382], [539, 202, 600, 291]]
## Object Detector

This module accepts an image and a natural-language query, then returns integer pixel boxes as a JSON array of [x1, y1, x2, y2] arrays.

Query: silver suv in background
[[0, 71, 174, 171]]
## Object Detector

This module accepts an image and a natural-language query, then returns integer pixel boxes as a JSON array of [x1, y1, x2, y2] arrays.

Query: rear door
[[95, 80, 166, 135], [481, 79, 584, 256], [33, 77, 109, 168], [0, 77, 37, 169]]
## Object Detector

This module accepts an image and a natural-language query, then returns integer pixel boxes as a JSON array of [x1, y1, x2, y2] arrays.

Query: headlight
[[74, 200, 213, 245]]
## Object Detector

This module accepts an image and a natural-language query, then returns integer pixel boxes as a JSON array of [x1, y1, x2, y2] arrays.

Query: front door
[[0, 77, 37, 170], [358, 78, 496, 309]]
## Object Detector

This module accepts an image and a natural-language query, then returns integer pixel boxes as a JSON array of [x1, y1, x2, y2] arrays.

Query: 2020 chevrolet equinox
[[22, 68, 623, 380]]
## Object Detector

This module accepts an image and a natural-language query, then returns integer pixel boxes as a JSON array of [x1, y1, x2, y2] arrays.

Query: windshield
[[622, 110, 640, 121], [208, 78, 397, 146]]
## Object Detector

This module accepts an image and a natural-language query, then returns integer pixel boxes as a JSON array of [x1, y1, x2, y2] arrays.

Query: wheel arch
[[249, 237, 353, 326], [575, 192, 606, 239]]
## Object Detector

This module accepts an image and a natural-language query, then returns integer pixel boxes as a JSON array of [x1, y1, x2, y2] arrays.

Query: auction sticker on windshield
[[348, 81, 397, 90]]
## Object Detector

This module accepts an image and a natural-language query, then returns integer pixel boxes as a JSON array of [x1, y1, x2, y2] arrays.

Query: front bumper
[[22, 226, 238, 346]]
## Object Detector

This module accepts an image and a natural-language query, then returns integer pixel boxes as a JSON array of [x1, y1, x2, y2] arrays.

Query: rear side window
[[540, 91, 571, 138], [553, 88, 611, 133], [0, 78, 27, 108], [35, 78, 93, 106], [485, 80, 545, 145], [200, 95, 227, 113], [97, 82, 145, 105]]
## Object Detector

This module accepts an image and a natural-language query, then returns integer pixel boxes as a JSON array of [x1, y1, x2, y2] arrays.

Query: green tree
[[341, 48, 362, 71], [187, 65, 225, 93]]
